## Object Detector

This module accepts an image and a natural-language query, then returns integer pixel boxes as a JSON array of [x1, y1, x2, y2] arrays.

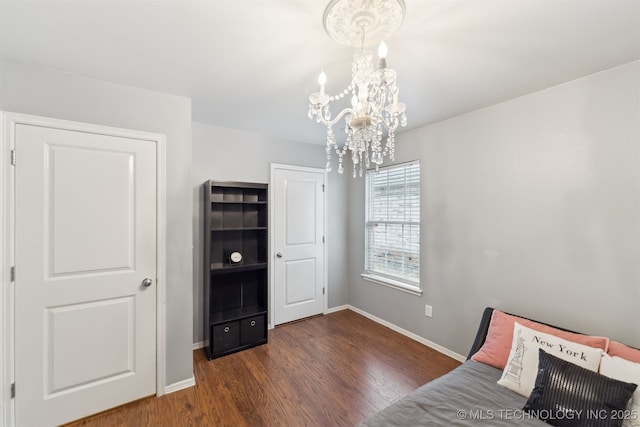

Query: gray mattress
[[361, 360, 547, 426]]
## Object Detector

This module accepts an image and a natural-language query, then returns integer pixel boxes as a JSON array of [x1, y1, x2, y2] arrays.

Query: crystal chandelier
[[308, 0, 407, 177]]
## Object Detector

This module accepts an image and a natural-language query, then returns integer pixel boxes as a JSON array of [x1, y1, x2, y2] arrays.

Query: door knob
[[276, 252, 283, 258], [142, 277, 153, 287]]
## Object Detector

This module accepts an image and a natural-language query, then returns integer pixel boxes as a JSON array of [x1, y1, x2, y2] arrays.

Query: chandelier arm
[[323, 106, 355, 127]]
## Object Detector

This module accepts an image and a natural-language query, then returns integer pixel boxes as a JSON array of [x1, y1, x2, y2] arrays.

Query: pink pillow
[[607, 341, 640, 363], [471, 309, 609, 370]]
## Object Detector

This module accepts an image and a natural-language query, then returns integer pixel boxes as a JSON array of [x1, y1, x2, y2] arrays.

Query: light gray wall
[[349, 61, 640, 356], [192, 122, 349, 343], [0, 60, 194, 385]]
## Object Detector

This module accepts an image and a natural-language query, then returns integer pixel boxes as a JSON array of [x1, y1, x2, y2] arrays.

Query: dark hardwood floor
[[67, 309, 461, 426]]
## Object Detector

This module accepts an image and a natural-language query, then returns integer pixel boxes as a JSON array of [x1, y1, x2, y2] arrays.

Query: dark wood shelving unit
[[203, 180, 268, 359], [210, 262, 268, 275], [209, 305, 267, 324], [211, 227, 268, 231], [211, 201, 268, 205]]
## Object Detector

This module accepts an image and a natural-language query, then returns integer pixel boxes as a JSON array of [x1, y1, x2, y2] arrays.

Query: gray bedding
[[360, 360, 548, 426]]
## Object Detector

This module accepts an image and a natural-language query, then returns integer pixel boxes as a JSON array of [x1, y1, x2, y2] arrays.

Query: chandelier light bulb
[[318, 70, 327, 86], [351, 94, 359, 108], [378, 41, 388, 69], [318, 70, 327, 95], [378, 41, 388, 59]]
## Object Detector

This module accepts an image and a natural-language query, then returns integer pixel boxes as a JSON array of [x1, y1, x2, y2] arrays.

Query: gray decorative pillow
[[523, 349, 637, 427]]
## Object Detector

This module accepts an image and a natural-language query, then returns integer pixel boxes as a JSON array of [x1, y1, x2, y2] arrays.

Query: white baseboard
[[193, 340, 207, 350], [164, 375, 196, 394], [345, 305, 466, 362], [325, 304, 349, 314]]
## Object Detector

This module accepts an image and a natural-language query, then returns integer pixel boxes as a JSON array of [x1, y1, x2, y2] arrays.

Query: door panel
[[274, 167, 325, 325], [50, 145, 134, 274], [285, 180, 317, 245], [47, 297, 134, 394], [285, 258, 317, 304], [15, 123, 157, 426]]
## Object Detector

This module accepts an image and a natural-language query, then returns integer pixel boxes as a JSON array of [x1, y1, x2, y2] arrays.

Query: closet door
[[14, 120, 157, 426]]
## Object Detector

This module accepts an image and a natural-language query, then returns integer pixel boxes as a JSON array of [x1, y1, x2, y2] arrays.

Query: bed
[[360, 307, 639, 427]]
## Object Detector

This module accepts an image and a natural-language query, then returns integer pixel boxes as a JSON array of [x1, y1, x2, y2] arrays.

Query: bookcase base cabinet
[[203, 180, 269, 360], [209, 315, 267, 359]]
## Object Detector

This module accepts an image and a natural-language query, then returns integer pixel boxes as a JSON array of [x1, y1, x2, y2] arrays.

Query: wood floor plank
[[66, 309, 461, 426]]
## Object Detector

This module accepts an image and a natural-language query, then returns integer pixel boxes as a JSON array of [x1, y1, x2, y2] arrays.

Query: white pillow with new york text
[[497, 322, 604, 397]]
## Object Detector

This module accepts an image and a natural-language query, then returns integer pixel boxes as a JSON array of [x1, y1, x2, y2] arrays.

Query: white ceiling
[[1, 0, 639, 145]]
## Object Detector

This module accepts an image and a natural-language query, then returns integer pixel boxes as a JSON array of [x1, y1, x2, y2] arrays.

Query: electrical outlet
[[425, 304, 433, 317]]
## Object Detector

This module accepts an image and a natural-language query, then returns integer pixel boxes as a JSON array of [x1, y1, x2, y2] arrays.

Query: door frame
[[0, 112, 167, 427], [269, 163, 327, 328]]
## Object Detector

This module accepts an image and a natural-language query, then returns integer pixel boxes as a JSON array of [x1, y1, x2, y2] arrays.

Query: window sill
[[361, 273, 423, 296]]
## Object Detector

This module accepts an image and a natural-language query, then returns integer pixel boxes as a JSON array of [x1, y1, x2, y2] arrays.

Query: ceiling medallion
[[309, 0, 408, 177], [323, 0, 405, 48]]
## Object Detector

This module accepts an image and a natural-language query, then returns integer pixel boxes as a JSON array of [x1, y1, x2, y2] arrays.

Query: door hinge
[[322, 184, 325, 192], [322, 236, 325, 243], [11, 383, 15, 398], [11, 150, 16, 166], [322, 287, 325, 295], [10, 266, 15, 282]]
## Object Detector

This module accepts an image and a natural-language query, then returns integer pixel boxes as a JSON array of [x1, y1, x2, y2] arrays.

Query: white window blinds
[[365, 161, 420, 286]]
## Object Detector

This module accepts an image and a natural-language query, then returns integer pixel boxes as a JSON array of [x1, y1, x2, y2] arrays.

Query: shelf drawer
[[240, 315, 266, 345], [212, 321, 239, 354]]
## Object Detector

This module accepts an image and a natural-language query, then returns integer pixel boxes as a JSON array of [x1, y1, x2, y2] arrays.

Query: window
[[363, 161, 421, 295]]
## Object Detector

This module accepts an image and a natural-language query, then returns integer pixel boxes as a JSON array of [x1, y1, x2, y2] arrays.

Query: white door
[[14, 123, 157, 426], [272, 166, 325, 325]]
